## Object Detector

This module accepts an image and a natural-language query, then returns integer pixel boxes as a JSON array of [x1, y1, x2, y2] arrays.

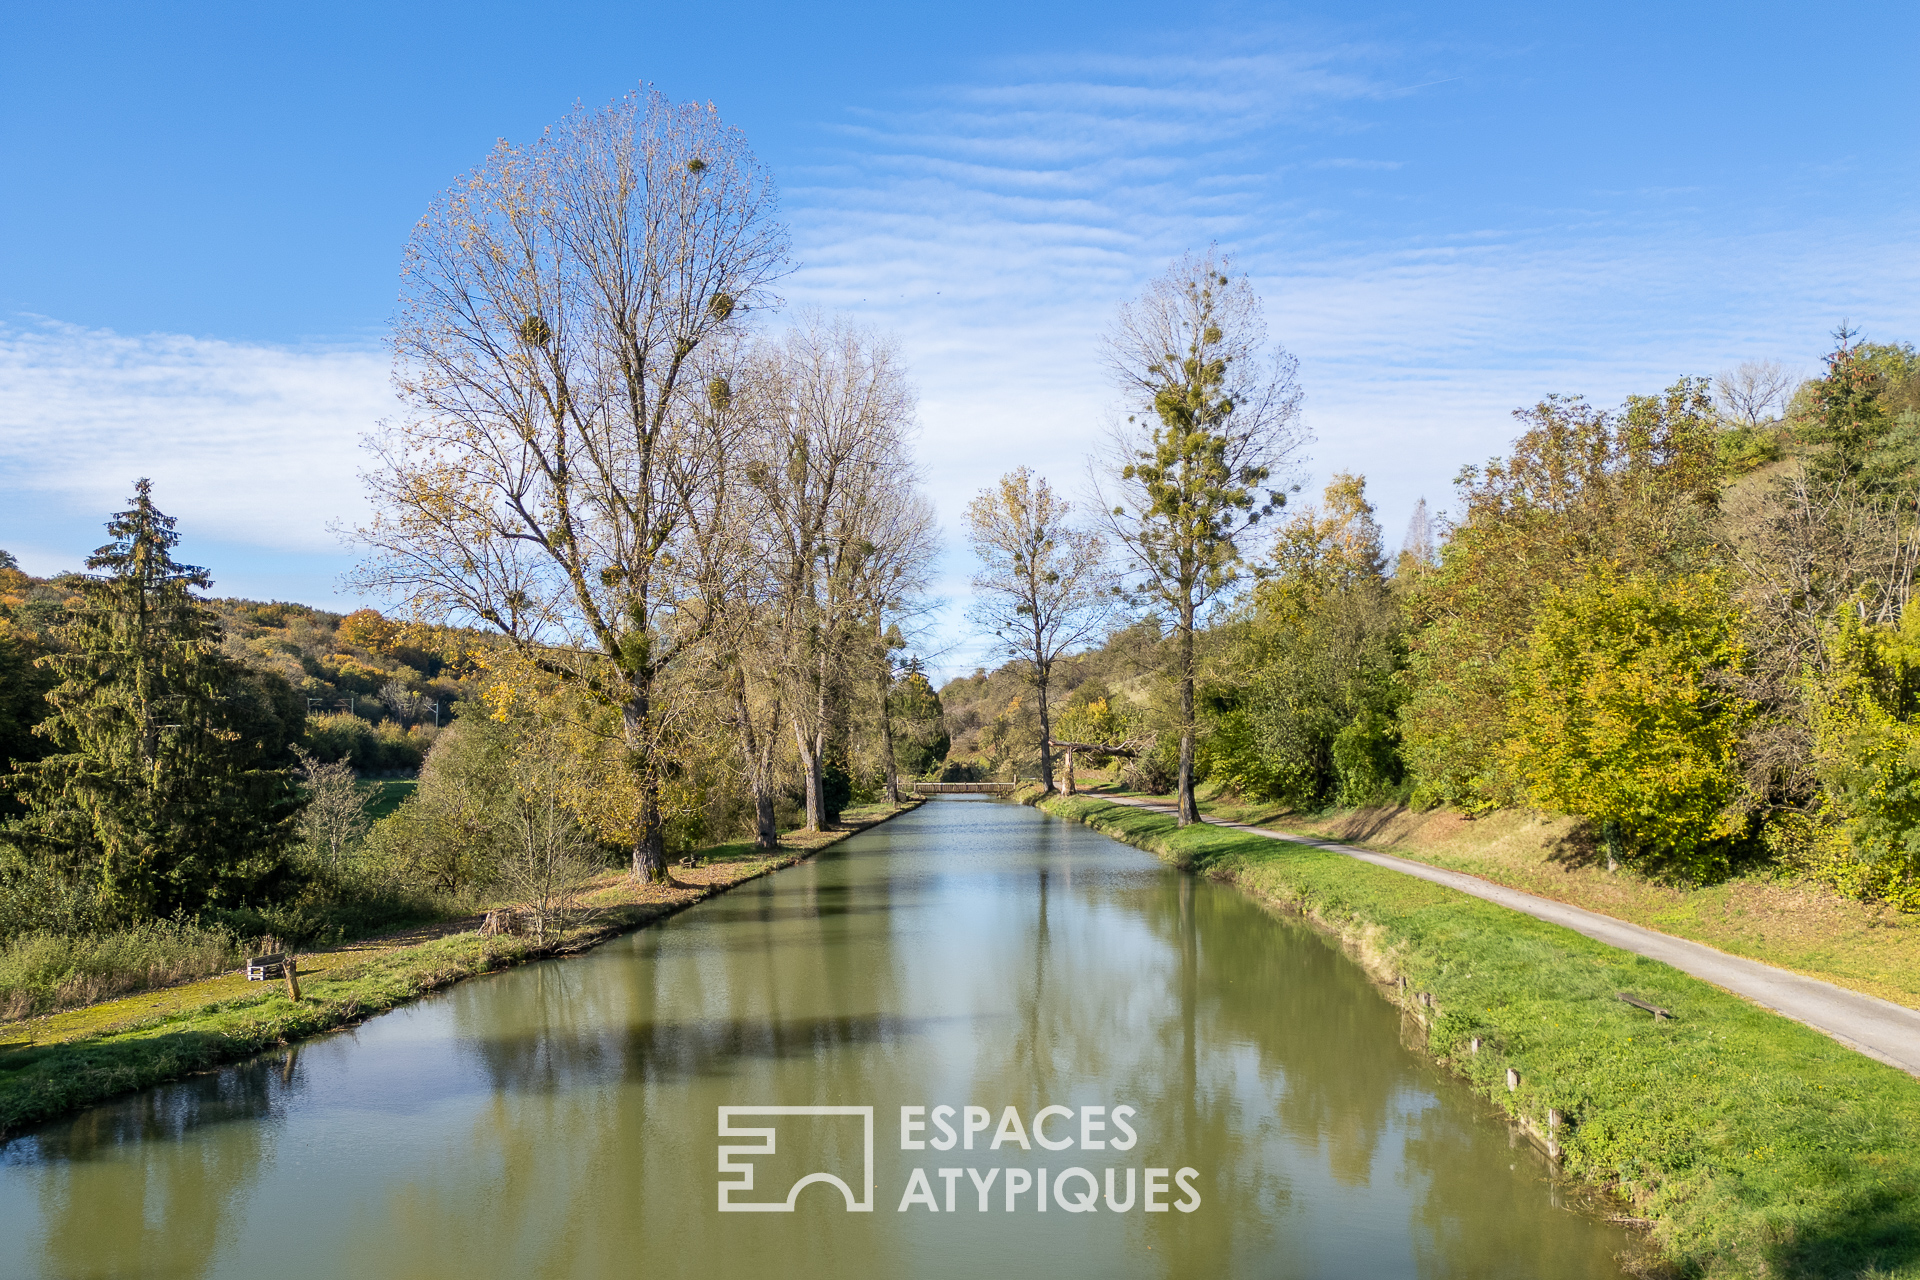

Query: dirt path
[[1104, 794, 1920, 1077]]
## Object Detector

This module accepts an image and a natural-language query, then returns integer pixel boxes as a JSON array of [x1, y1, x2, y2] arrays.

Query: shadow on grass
[[1762, 1183, 1920, 1280]]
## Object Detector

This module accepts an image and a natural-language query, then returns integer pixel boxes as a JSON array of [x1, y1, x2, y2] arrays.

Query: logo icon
[[718, 1106, 875, 1212]]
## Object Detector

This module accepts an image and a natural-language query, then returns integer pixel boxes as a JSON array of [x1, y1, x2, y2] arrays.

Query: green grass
[[0, 801, 923, 1141], [1042, 794, 1920, 1280], [0, 894, 713, 1140], [0, 929, 540, 1138], [361, 778, 417, 821], [0, 920, 243, 1021]]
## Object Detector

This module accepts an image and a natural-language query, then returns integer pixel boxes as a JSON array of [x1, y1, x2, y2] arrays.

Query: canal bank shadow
[[1, 1036, 298, 1160], [2, 1047, 289, 1280], [1760, 1188, 1920, 1280]]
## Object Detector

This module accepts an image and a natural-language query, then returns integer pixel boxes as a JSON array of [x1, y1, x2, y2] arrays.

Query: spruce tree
[[6, 481, 303, 920]]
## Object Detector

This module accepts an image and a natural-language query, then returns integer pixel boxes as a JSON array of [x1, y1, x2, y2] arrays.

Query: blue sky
[[3, 1, 1917, 675]]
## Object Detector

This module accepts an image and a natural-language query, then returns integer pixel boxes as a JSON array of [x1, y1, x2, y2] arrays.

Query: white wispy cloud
[[0, 319, 390, 570], [776, 36, 1920, 675]]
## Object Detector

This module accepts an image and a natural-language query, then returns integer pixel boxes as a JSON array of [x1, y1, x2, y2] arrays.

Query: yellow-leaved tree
[[1805, 605, 1920, 908], [1503, 568, 1754, 879]]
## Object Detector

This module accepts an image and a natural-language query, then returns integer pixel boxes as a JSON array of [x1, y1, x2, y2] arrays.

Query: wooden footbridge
[[909, 782, 1017, 795]]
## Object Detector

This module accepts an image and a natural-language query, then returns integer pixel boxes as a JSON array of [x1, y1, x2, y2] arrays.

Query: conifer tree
[[6, 481, 303, 920]]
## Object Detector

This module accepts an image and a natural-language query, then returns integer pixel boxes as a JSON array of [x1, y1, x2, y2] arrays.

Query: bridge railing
[[908, 782, 1017, 794]]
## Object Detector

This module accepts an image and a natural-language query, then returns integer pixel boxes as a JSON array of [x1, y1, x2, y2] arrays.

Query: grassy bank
[[1188, 793, 1920, 1014], [0, 800, 918, 1140], [1041, 793, 1920, 1280]]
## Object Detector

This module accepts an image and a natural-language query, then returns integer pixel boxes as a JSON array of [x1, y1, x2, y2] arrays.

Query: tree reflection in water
[[0, 799, 1634, 1280], [11, 1049, 288, 1278]]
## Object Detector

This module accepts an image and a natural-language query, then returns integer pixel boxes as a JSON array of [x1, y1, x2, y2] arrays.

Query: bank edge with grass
[[0, 800, 920, 1142], [1035, 791, 1920, 1280]]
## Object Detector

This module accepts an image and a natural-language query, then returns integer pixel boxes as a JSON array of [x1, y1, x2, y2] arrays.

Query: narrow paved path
[[1101, 795, 1920, 1078]]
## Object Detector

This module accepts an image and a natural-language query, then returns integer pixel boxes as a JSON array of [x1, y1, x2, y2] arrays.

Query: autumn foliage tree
[[1400, 380, 1722, 811], [965, 467, 1110, 792], [354, 89, 788, 880], [1502, 569, 1754, 879]]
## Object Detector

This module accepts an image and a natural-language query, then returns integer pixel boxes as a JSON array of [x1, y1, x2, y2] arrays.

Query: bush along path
[[0, 800, 921, 1142], [1038, 793, 1920, 1280]]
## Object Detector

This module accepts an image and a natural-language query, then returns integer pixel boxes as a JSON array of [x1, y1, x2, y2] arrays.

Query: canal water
[[0, 798, 1636, 1278]]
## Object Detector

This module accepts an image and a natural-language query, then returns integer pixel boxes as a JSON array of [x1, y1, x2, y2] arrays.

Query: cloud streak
[[774, 35, 1920, 674], [0, 319, 390, 568], [5, 28, 1916, 675]]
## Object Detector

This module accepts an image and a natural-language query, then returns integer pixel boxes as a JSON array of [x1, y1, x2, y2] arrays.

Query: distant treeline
[[945, 334, 1920, 907]]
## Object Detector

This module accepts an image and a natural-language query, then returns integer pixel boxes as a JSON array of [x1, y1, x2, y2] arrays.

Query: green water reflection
[[0, 799, 1635, 1278]]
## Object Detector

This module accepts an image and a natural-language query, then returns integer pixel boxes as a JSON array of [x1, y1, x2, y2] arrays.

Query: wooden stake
[[283, 955, 302, 1003], [1506, 1067, 1520, 1092]]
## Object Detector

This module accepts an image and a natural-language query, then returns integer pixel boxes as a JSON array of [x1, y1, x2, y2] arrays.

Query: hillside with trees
[[942, 326, 1920, 914], [3, 86, 1915, 1043]]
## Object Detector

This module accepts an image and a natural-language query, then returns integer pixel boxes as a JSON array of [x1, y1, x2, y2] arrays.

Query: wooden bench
[[246, 953, 289, 980], [1617, 992, 1674, 1020]]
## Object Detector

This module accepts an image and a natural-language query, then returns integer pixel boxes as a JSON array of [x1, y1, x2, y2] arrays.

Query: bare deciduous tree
[[378, 679, 426, 727], [744, 317, 931, 830], [1721, 465, 1920, 806], [501, 744, 605, 944], [292, 747, 372, 868], [1095, 249, 1308, 823], [1397, 496, 1437, 575], [1715, 359, 1797, 428], [965, 467, 1111, 792], [352, 88, 788, 881]]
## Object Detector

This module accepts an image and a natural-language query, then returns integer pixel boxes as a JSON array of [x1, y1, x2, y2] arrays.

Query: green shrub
[[304, 712, 432, 772], [1331, 707, 1403, 807], [1504, 568, 1754, 880], [1806, 606, 1920, 908]]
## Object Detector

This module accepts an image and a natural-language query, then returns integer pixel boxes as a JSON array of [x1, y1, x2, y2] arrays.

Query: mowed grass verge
[[1041, 794, 1920, 1280], [0, 800, 918, 1141], [1190, 791, 1920, 1014]]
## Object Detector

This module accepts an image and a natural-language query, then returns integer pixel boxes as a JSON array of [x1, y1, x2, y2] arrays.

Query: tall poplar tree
[[1097, 250, 1307, 823], [356, 89, 789, 881], [965, 467, 1110, 792]]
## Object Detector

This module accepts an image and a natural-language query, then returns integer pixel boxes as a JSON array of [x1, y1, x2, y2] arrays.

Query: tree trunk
[[1177, 607, 1198, 826], [1036, 667, 1056, 794], [755, 789, 778, 850], [796, 722, 825, 833], [624, 691, 668, 881], [877, 642, 899, 805], [730, 666, 781, 851]]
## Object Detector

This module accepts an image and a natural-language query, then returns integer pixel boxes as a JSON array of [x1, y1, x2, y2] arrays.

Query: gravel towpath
[[1101, 794, 1920, 1077]]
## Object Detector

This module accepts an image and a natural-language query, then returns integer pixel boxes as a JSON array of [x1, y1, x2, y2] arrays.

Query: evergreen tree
[[1803, 327, 1920, 495], [5, 482, 304, 920]]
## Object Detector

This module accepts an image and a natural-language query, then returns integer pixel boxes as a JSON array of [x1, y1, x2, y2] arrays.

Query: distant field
[[362, 779, 417, 821]]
